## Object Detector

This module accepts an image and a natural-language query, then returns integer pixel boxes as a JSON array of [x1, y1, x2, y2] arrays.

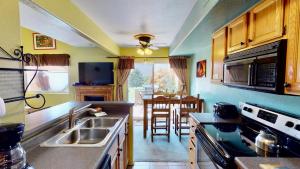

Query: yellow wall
[[32, 0, 119, 55], [22, 27, 117, 108], [0, 0, 24, 123]]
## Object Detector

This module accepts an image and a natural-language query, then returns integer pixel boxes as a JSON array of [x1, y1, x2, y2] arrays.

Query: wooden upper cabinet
[[248, 0, 284, 45], [227, 15, 248, 53], [285, 0, 300, 95], [211, 28, 227, 82]]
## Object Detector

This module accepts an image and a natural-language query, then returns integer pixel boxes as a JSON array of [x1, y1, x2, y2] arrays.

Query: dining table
[[142, 94, 204, 138]]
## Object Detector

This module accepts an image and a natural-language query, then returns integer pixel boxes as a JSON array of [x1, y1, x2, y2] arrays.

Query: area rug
[[133, 125, 189, 162]]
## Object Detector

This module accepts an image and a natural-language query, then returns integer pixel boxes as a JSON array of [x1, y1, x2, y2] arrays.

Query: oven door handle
[[195, 129, 230, 168], [196, 128, 231, 158], [197, 135, 222, 169]]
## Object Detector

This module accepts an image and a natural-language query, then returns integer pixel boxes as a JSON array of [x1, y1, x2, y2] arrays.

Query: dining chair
[[175, 95, 200, 141], [151, 95, 171, 142]]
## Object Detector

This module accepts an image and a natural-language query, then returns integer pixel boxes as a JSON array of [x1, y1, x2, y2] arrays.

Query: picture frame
[[33, 33, 56, 50], [196, 60, 206, 78]]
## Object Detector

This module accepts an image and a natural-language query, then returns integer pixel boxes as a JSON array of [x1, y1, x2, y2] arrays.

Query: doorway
[[127, 62, 179, 121]]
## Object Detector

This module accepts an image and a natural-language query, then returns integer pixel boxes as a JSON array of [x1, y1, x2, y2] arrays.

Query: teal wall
[[171, 0, 300, 115]]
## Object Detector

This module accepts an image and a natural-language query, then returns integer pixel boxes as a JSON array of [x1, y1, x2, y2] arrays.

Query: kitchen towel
[[0, 97, 6, 117]]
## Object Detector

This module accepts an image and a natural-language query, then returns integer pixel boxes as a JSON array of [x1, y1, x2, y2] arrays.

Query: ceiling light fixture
[[134, 34, 157, 56]]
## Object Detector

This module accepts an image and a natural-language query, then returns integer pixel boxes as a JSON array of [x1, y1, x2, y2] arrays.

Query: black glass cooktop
[[200, 123, 299, 158]]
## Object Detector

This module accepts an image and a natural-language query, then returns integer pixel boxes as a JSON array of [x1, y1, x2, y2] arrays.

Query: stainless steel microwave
[[223, 40, 286, 94]]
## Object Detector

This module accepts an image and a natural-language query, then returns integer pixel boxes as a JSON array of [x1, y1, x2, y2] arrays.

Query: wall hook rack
[[0, 46, 46, 109]]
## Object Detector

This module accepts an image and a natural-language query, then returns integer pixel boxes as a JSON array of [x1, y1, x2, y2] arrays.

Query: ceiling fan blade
[[140, 41, 148, 45], [149, 46, 159, 50]]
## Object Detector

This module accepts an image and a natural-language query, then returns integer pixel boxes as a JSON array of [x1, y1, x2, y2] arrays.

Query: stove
[[195, 103, 300, 169]]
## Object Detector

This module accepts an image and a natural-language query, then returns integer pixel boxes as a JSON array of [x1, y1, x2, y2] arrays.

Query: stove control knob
[[285, 121, 294, 128], [243, 107, 253, 113], [295, 124, 300, 131]]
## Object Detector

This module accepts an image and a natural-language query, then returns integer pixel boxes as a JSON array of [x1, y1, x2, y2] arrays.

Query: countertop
[[26, 111, 129, 169], [235, 157, 300, 169], [24, 101, 134, 169], [189, 112, 241, 124], [24, 101, 134, 138]]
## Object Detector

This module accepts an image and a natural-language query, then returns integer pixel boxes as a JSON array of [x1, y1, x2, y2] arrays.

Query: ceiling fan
[[134, 34, 159, 55]]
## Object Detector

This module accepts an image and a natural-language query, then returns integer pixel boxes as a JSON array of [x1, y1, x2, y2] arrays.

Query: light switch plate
[[0, 98, 6, 117]]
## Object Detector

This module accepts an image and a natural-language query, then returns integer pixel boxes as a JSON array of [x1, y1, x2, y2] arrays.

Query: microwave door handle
[[248, 64, 252, 86]]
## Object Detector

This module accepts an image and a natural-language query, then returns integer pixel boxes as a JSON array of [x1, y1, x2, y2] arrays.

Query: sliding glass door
[[128, 62, 179, 120]]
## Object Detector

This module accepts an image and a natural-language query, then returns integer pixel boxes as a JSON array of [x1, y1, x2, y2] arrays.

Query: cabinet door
[[124, 122, 129, 167], [227, 15, 248, 52], [111, 151, 119, 169], [118, 141, 124, 169], [249, 0, 284, 45], [211, 28, 227, 82], [285, 0, 300, 95], [118, 122, 128, 169], [188, 140, 197, 169]]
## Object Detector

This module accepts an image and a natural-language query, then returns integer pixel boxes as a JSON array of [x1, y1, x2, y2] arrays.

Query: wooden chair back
[[151, 95, 170, 113], [179, 95, 200, 115]]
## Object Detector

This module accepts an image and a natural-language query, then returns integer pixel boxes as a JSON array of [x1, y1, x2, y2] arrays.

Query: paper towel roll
[[0, 97, 6, 117]]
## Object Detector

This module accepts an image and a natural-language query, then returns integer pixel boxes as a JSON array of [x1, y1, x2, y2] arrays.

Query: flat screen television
[[78, 62, 114, 85]]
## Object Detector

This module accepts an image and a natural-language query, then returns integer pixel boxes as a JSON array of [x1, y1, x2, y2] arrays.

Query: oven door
[[223, 57, 256, 88]]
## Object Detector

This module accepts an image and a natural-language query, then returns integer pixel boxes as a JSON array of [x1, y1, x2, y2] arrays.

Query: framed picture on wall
[[196, 60, 206, 78], [33, 33, 56, 50]]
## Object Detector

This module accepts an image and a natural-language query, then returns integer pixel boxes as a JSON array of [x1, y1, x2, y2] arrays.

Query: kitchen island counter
[[24, 101, 134, 169]]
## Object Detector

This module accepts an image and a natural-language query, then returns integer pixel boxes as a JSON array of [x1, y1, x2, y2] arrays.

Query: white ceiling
[[19, 0, 97, 47], [71, 0, 197, 47]]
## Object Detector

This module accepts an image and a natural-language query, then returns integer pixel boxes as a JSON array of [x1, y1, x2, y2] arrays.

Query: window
[[25, 66, 69, 93], [153, 63, 179, 93]]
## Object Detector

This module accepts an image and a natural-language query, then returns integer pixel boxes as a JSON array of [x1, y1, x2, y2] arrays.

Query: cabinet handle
[[190, 162, 193, 164], [118, 148, 123, 152], [189, 147, 193, 150], [248, 39, 253, 42], [284, 83, 291, 88], [191, 125, 195, 128], [240, 42, 245, 45]]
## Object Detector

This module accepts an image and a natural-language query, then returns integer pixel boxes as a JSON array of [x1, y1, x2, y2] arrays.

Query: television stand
[[74, 85, 114, 101]]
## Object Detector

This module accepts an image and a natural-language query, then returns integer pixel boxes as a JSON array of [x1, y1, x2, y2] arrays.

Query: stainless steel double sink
[[40, 117, 122, 147]]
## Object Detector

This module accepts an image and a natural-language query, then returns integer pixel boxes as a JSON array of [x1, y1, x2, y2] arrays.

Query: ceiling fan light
[[137, 48, 145, 55], [144, 48, 153, 55]]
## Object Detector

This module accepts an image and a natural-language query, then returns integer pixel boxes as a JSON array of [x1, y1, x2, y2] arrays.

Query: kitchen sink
[[57, 129, 110, 144], [40, 117, 122, 147], [80, 118, 120, 128]]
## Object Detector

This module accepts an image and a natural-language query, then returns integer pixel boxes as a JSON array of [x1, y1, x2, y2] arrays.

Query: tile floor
[[128, 162, 190, 169]]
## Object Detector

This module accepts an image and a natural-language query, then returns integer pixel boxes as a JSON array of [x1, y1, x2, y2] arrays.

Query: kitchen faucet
[[68, 106, 102, 129]]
